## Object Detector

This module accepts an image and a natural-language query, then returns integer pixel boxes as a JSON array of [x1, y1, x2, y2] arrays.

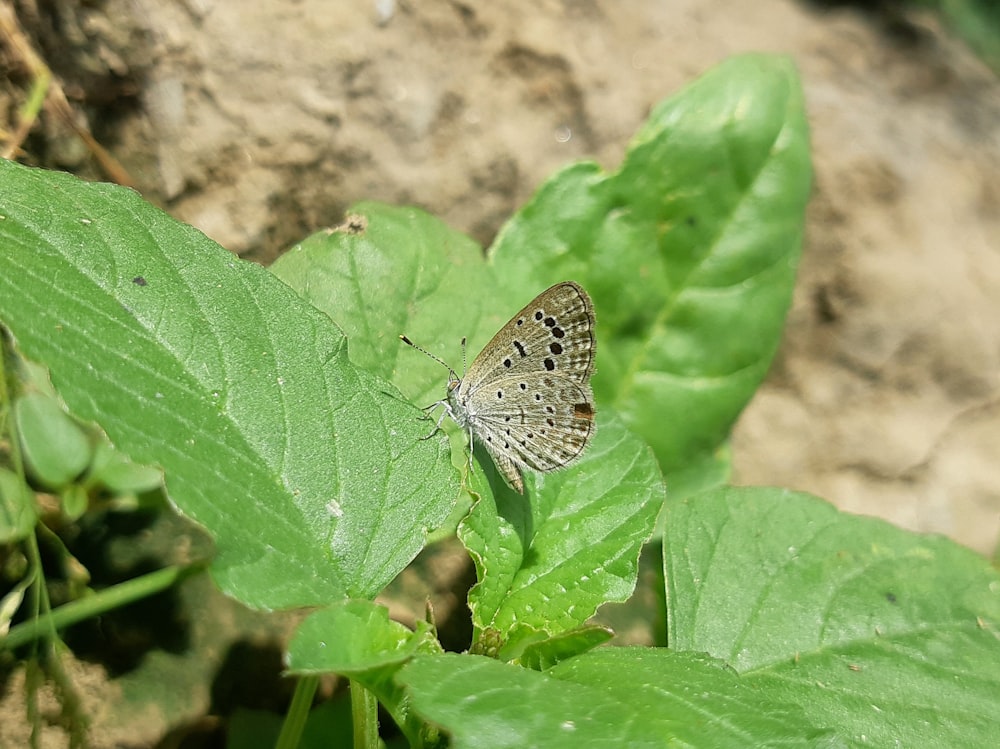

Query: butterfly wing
[[460, 282, 595, 396], [470, 374, 595, 493], [489, 450, 526, 494]]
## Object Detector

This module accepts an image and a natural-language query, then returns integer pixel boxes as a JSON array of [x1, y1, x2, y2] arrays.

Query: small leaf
[[518, 626, 614, 671], [0, 571, 32, 636], [0, 468, 37, 543], [15, 391, 92, 488], [60, 483, 89, 521], [287, 599, 441, 745], [87, 441, 162, 494], [287, 599, 438, 676]]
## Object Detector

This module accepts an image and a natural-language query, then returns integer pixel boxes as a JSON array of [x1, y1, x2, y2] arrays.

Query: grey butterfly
[[403, 281, 596, 493]]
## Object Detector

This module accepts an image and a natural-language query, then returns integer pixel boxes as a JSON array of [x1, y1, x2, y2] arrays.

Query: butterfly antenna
[[461, 336, 468, 377], [400, 335, 457, 378]]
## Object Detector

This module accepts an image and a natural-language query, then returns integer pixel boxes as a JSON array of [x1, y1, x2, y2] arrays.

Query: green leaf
[[0, 158, 458, 609], [59, 483, 89, 521], [490, 53, 812, 499], [14, 391, 92, 488], [287, 599, 439, 676], [398, 650, 841, 747], [0, 567, 33, 637], [664, 486, 1000, 746], [286, 599, 441, 745], [272, 204, 492, 394], [518, 626, 614, 671], [87, 441, 163, 494], [272, 203, 494, 509], [460, 412, 664, 652], [0, 468, 37, 542]]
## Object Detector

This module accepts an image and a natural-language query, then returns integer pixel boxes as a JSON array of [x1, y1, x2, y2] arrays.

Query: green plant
[[1, 53, 998, 747]]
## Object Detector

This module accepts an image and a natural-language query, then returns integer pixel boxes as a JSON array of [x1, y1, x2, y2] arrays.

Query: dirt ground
[[3, 0, 1000, 745]]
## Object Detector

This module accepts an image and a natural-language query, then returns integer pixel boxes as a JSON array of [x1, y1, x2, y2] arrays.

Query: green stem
[[276, 675, 318, 749], [351, 679, 380, 749], [0, 562, 203, 650], [19, 66, 51, 125], [46, 639, 90, 748]]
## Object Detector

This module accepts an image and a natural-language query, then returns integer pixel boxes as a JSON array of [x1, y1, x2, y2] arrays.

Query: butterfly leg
[[418, 400, 453, 441]]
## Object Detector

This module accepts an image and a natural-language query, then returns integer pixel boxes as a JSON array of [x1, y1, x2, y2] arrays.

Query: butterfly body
[[414, 282, 596, 493]]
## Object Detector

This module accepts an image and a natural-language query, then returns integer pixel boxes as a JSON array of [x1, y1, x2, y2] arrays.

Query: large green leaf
[[665, 486, 1000, 746], [491, 53, 811, 498], [0, 159, 458, 609], [460, 412, 664, 654], [398, 650, 840, 747]]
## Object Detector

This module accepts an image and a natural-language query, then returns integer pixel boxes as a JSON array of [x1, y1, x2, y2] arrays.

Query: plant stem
[[276, 675, 318, 749], [0, 563, 203, 651], [351, 679, 380, 749]]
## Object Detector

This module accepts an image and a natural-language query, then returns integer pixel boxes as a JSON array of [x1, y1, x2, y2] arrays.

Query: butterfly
[[402, 281, 596, 493]]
